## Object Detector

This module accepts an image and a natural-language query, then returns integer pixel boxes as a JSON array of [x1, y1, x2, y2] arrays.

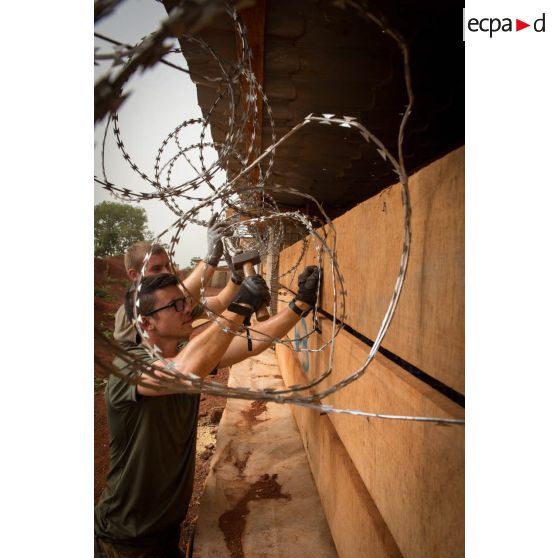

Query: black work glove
[[230, 275, 271, 315], [223, 249, 245, 285], [205, 214, 229, 266], [295, 265, 321, 306]]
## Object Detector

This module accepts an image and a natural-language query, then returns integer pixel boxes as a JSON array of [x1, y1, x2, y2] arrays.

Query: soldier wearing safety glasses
[[95, 264, 321, 558]]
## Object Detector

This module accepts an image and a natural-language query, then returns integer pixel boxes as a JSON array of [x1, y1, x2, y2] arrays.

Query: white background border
[[1, 1, 557, 555]]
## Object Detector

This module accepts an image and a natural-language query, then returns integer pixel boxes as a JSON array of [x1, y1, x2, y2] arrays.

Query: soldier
[[94, 266, 320, 558]]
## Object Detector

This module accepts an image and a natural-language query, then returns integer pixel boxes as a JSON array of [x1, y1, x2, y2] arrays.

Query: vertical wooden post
[[233, 1, 277, 305]]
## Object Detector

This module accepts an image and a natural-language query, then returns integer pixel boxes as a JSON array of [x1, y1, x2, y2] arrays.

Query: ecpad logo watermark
[[466, 12, 546, 38]]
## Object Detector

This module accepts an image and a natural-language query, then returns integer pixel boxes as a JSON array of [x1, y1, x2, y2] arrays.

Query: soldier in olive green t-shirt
[[94, 345, 198, 556], [95, 250, 318, 557]]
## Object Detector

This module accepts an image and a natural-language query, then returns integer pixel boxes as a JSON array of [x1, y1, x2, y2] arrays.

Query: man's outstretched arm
[[181, 259, 217, 306], [219, 265, 321, 367], [218, 300, 311, 367], [136, 309, 246, 397], [204, 278, 242, 315], [188, 245, 243, 316], [182, 214, 229, 305], [137, 276, 269, 396]]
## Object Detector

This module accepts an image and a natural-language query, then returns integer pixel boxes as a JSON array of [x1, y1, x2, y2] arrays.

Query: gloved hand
[[205, 214, 229, 266], [223, 249, 244, 285], [294, 265, 321, 306], [230, 275, 271, 315]]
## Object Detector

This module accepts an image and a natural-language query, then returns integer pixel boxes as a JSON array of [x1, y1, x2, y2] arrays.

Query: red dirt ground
[[94, 256, 228, 552]]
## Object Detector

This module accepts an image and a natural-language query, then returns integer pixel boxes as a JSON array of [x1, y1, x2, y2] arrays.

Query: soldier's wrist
[[289, 299, 312, 317]]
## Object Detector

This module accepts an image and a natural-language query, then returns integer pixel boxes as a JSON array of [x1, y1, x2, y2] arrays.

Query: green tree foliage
[[94, 201, 153, 257]]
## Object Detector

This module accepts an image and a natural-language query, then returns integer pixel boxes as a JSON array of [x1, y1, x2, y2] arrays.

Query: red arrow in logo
[[516, 19, 530, 31]]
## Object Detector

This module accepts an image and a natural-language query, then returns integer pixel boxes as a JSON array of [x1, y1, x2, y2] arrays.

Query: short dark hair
[[125, 273, 179, 320]]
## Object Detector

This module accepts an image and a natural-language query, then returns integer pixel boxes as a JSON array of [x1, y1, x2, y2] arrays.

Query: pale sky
[[94, 0, 226, 266]]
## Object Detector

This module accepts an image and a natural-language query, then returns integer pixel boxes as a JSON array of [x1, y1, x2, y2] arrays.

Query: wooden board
[[278, 147, 464, 394], [276, 343, 404, 558], [305, 318, 464, 558]]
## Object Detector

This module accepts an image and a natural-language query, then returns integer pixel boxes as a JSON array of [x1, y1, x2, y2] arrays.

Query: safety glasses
[[143, 296, 193, 316]]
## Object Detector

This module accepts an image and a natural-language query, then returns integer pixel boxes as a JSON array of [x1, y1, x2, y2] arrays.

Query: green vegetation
[[106, 277, 130, 288], [94, 201, 153, 257], [95, 288, 115, 301], [95, 377, 108, 393]]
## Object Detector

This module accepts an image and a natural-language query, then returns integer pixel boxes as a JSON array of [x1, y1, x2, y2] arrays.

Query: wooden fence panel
[[276, 343, 404, 558], [305, 319, 463, 558], [278, 147, 464, 394], [276, 148, 464, 557]]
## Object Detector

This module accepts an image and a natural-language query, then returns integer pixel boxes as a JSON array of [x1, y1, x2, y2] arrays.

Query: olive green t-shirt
[[94, 345, 200, 545]]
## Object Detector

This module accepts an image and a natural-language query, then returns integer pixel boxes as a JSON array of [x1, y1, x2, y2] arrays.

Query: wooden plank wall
[[276, 147, 465, 558]]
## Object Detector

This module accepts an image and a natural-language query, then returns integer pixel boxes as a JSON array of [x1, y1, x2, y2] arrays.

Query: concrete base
[[193, 349, 337, 558]]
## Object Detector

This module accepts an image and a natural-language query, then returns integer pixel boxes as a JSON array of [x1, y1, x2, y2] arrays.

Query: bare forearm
[[205, 280, 241, 315], [171, 310, 244, 377], [219, 302, 310, 367], [182, 260, 216, 305], [136, 311, 244, 397]]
